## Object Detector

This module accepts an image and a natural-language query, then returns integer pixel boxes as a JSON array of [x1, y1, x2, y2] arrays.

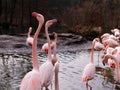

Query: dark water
[[0, 50, 120, 90]]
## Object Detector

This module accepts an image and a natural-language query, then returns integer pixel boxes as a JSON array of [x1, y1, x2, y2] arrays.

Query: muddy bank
[[0, 33, 92, 54]]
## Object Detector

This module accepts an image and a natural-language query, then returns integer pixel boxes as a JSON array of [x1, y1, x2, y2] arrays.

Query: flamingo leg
[[86, 82, 92, 90], [97, 51, 100, 66], [86, 82, 89, 90]]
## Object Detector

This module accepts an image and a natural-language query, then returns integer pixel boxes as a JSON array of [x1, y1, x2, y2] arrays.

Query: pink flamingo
[[39, 19, 57, 90], [94, 38, 105, 65], [26, 27, 33, 46], [52, 32, 59, 90], [20, 12, 44, 90], [94, 38, 105, 51], [111, 28, 120, 37], [41, 41, 55, 54], [103, 54, 120, 81], [82, 38, 97, 90], [42, 32, 59, 90]]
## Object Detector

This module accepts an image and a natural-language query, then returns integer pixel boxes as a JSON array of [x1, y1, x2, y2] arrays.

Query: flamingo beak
[[102, 58, 107, 66], [51, 19, 57, 24], [32, 12, 38, 17]]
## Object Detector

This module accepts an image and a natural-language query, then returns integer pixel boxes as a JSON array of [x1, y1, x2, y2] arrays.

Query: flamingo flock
[[19, 12, 120, 90], [81, 28, 120, 90], [21, 12, 59, 90]]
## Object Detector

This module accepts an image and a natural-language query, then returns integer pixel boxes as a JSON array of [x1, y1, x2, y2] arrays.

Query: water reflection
[[0, 50, 119, 90]]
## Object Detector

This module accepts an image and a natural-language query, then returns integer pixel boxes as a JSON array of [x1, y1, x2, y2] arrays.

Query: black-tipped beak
[[102, 58, 107, 66]]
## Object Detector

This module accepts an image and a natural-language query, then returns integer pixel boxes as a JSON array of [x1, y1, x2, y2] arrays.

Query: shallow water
[[0, 50, 120, 90]]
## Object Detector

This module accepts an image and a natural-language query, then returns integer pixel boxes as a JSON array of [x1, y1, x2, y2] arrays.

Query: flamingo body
[[94, 41, 105, 50], [20, 12, 44, 90], [20, 69, 41, 90], [82, 63, 95, 82], [39, 61, 54, 87], [26, 37, 33, 46]]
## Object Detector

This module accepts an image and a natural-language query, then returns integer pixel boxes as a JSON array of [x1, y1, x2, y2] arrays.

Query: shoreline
[[0, 34, 92, 54]]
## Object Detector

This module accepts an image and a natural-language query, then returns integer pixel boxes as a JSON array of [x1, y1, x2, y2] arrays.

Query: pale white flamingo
[[102, 47, 116, 68], [103, 54, 120, 81], [20, 12, 44, 90], [94, 38, 105, 51], [94, 38, 105, 65], [111, 28, 120, 37], [26, 27, 33, 46], [82, 38, 97, 90], [104, 38, 119, 48], [39, 19, 57, 90], [101, 33, 119, 47], [101, 33, 110, 39], [41, 40, 55, 54], [42, 32, 59, 90], [52, 32, 59, 90]]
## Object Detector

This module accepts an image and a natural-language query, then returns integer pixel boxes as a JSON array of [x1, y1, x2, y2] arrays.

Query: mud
[[0, 33, 92, 54]]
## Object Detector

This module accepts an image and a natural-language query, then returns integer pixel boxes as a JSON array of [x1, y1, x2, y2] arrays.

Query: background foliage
[[0, 0, 120, 37]]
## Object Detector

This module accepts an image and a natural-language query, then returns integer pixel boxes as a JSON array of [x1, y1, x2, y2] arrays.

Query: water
[[0, 50, 120, 90]]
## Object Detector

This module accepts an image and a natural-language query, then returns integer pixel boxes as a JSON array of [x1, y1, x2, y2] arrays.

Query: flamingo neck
[[55, 70, 59, 90], [53, 38, 57, 56], [45, 26, 52, 61], [107, 54, 120, 81], [32, 23, 43, 70]]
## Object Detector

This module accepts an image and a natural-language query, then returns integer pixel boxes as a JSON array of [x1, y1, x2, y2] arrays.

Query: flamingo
[[82, 38, 97, 90], [94, 38, 105, 65], [39, 19, 57, 90], [42, 32, 59, 90], [52, 32, 59, 90], [101, 33, 110, 40], [102, 47, 116, 68], [41, 40, 55, 54], [26, 27, 33, 46], [111, 28, 120, 37], [20, 12, 44, 90], [103, 54, 120, 81]]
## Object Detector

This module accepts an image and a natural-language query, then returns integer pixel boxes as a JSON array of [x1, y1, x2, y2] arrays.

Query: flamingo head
[[53, 32, 58, 39], [29, 27, 32, 33], [32, 12, 44, 23], [45, 19, 57, 28]]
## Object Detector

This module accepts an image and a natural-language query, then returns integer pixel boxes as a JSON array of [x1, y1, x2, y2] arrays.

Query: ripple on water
[[0, 50, 119, 90]]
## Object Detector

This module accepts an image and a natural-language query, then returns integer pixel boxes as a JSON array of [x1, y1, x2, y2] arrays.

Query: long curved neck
[[45, 26, 52, 61], [90, 40, 95, 63], [106, 54, 120, 81], [53, 37, 57, 56], [32, 22, 43, 70], [28, 27, 32, 37]]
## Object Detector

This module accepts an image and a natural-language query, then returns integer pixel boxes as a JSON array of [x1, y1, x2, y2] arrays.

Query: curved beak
[[102, 58, 107, 66]]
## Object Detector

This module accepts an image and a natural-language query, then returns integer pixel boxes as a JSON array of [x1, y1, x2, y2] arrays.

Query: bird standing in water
[[82, 38, 97, 90], [39, 19, 57, 90], [20, 12, 44, 90]]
